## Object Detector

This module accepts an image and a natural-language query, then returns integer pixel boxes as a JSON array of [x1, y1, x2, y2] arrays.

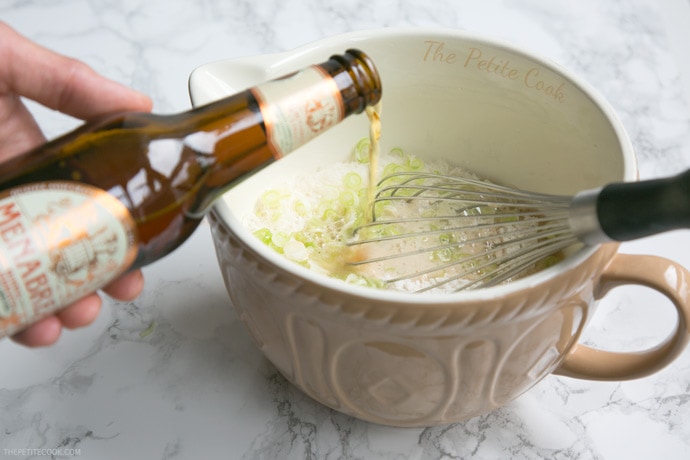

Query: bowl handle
[[554, 253, 690, 381]]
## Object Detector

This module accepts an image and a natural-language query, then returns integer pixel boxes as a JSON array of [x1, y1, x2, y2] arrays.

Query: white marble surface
[[2, 0, 690, 458]]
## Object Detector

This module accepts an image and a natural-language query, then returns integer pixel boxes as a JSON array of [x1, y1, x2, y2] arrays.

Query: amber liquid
[[0, 92, 273, 269], [365, 101, 382, 215]]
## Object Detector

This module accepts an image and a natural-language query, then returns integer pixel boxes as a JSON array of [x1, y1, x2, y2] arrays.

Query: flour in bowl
[[245, 141, 563, 293]]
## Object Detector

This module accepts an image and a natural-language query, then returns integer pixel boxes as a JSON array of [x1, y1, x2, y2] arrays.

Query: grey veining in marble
[[1, 0, 690, 459]]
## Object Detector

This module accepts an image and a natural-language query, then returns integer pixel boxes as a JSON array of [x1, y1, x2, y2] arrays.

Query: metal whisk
[[346, 169, 690, 293]]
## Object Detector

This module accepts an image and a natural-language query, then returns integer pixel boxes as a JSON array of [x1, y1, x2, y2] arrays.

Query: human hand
[[0, 22, 153, 347]]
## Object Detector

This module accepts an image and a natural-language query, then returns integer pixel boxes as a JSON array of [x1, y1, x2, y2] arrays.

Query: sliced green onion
[[343, 172, 363, 189], [253, 228, 273, 245], [353, 138, 371, 163]]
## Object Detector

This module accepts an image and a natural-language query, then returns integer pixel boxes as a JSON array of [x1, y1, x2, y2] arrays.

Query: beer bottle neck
[[184, 49, 382, 217]]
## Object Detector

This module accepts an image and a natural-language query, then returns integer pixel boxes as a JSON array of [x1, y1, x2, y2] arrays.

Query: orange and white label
[[252, 66, 344, 158], [0, 182, 138, 338]]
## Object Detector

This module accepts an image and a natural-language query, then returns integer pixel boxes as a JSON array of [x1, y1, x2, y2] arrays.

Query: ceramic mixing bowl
[[189, 28, 690, 427]]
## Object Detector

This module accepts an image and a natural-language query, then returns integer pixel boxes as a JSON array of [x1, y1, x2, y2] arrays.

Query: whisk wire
[[377, 171, 572, 202], [347, 171, 579, 293], [351, 211, 572, 242], [432, 235, 576, 293]]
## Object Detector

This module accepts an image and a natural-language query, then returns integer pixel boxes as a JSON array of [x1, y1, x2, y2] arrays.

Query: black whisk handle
[[597, 168, 690, 241]]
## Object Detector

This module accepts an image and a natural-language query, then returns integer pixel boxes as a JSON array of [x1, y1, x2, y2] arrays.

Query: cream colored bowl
[[189, 28, 690, 427]]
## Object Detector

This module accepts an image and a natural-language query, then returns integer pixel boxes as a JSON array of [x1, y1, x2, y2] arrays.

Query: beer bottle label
[[252, 66, 344, 158], [0, 182, 138, 337]]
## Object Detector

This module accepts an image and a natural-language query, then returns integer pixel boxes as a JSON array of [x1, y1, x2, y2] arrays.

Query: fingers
[[12, 295, 101, 347], [11, 269, 144, 347], [0, 22, 152, 120], [56, 295, 103, 329], [0, 94, 46, 159], [11, 315, 62, 347], [103, 270, 145, 301]]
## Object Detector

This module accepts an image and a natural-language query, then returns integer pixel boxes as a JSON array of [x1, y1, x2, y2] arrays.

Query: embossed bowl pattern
[[209, 210, 618, 426]]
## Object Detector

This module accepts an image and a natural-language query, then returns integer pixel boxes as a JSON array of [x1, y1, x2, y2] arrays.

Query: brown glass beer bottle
[[0, 49, 382, 338]]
